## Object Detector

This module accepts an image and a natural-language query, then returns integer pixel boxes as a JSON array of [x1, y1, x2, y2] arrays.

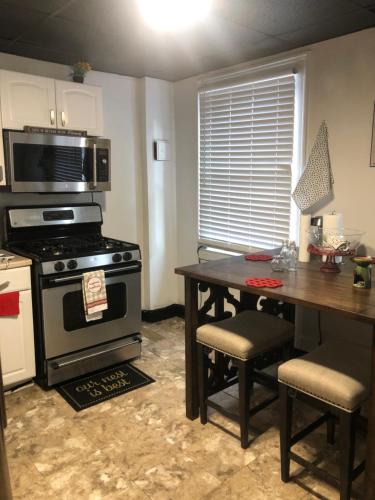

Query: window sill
[[197, 245, 242, 262]]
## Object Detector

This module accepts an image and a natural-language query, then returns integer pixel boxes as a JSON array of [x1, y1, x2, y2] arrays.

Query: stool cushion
[[196, 310, 294, 361], [278, 341, 371, 412]]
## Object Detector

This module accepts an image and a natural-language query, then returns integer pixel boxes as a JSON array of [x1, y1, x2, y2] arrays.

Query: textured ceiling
[[0, 0, 374, 81]]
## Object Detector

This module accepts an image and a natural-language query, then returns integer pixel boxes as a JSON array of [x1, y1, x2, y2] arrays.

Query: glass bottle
[[279, 240, 290, 268], [271, 255, 286, 272], [288, 241, 297, 272]]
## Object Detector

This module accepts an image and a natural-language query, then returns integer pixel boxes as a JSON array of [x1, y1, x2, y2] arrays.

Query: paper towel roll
[[323, 213, 344, 232], [298, 214, 311, 262], [323, 212, 344, 262]]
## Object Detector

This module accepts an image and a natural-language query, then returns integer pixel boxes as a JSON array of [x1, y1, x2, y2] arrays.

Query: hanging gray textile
[[292, 120, 334, 212]]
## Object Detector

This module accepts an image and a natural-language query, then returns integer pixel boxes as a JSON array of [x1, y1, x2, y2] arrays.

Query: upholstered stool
[[197, 310, 294, 448], [278, 340, 370, 500]]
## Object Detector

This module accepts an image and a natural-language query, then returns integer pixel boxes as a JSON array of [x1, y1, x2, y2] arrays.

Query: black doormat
[[56, 362, 155, 412]]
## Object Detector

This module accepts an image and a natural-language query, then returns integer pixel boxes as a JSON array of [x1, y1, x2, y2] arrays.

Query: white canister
[[298, 214, 311, 262]]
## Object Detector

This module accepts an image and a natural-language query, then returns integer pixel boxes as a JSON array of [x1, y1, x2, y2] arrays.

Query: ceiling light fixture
[[137, 0, 212, 32]]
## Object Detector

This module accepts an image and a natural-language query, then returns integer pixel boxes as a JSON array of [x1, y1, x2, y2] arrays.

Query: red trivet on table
[[245, 277, 283, 288], [245, 254, 273, 261]]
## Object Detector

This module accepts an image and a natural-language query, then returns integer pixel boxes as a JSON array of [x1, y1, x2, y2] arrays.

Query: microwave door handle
[[92, 142, 97, 189]]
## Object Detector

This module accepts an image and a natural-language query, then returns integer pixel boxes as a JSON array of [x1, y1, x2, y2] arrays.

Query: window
[[198, 63, 304, 252]]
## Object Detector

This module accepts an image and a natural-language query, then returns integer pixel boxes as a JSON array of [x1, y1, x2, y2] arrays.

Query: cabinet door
[[0, 109, 5, 186], [55, 80, 103, 136], [0, 290, 36, 388], [0, 70, 56, 129]]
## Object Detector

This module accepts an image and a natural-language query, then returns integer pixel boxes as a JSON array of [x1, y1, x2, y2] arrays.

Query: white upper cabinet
[[55, 80, 103, 136], [0, 70, 104, 136], [0, 70, 56, 129], [0, 109, 5, 187]]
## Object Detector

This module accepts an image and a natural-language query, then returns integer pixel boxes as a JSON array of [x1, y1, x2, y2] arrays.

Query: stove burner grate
[[19, 235, 131, 259]]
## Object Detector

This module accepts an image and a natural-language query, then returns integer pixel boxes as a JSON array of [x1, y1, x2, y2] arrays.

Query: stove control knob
[[123, 252, 133, 262], [112, 253, 122, 263], [54, 261, 65, 272], [67, 259, 78, 270]]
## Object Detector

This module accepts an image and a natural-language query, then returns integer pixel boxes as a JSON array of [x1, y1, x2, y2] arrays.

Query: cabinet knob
[[50, 109, 55, 125], [61, 111, 66, 127]]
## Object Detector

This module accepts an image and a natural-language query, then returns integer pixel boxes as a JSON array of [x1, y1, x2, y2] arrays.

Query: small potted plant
[[71, 61, 92, 83]]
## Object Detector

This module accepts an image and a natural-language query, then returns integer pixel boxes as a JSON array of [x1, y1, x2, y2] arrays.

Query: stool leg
[[339, 410, 356, 500], [279, 383, 293, 482], [327, 415, 336, 445], [214, 351, 225, 388], [197, 344, 208, 425], [238, 360, 250, 449]]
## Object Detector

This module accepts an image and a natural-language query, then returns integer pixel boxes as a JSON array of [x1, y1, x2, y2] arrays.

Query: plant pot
[[73, 75, 84, 83]]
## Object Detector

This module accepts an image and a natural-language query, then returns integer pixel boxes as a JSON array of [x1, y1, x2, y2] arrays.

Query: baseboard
[[142, 304, 185, 323]]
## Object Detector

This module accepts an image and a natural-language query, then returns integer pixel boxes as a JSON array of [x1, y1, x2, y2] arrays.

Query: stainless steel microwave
[[2, 130, 111, 193]]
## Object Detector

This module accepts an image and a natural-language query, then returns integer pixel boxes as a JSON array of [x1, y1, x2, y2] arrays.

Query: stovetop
[[4, 203, 142, 275], [8, 234, 141, 275], [11, 234, 137, 261]]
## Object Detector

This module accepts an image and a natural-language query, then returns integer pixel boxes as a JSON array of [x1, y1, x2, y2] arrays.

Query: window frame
[[197, 54, 307, 253]]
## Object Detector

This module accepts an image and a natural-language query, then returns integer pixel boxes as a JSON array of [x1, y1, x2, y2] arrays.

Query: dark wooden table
[[175, 255, 375, 499]]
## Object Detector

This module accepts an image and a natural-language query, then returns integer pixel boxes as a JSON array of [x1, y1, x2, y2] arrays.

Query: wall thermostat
[[154, 140, 170, 161]]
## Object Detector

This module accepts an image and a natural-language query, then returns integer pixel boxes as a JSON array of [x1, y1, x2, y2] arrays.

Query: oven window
[[63, 283, 126, 332], [13, 143, 93, 182]]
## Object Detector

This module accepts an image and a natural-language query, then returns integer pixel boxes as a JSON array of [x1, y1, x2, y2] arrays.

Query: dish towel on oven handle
[[82, 270, 108, 322], [292, 120, 334, 212]]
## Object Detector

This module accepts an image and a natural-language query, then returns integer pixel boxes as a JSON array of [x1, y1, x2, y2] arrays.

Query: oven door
[[4, 130, 110, 192], [40, 265, 141, 359]]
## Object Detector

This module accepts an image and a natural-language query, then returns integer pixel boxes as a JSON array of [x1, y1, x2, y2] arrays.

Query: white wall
[[306, 28, 375, 254], [140, 77, 178, 309], [174, 27, 375, 304]]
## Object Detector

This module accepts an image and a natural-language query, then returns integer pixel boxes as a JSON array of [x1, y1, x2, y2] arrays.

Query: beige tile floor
[[4, 317, 366, 499]]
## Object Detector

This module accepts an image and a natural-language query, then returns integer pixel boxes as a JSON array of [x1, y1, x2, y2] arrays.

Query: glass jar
[[270, 255, 288, 272]]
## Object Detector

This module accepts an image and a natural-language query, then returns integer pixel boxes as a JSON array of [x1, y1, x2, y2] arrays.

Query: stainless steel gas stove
[[4, 204, 142, 388]]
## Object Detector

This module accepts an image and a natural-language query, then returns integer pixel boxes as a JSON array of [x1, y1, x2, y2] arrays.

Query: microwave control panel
[[96, 148, 110, 181]]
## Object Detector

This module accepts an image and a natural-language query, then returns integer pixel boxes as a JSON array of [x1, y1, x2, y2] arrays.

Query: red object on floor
[[0, 291, 20, 316], [245, 277, 283, 288], [245, 254, 273, 261]]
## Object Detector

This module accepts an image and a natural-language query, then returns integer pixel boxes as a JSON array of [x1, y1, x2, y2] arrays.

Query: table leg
[[365, 325, 375, 498], [1, 358, 12, 500], [184, 277, 199, 420], [240, 291, 259, 311]]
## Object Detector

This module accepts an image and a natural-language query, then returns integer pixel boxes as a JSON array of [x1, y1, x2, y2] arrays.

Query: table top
[[175, 255, 375, 325]]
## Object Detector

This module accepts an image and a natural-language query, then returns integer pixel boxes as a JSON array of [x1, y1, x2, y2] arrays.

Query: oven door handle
[[49, 265, 140, 284]]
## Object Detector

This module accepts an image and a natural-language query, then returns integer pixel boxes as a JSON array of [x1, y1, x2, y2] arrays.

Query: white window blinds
[[199, 74, 296, 251]]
